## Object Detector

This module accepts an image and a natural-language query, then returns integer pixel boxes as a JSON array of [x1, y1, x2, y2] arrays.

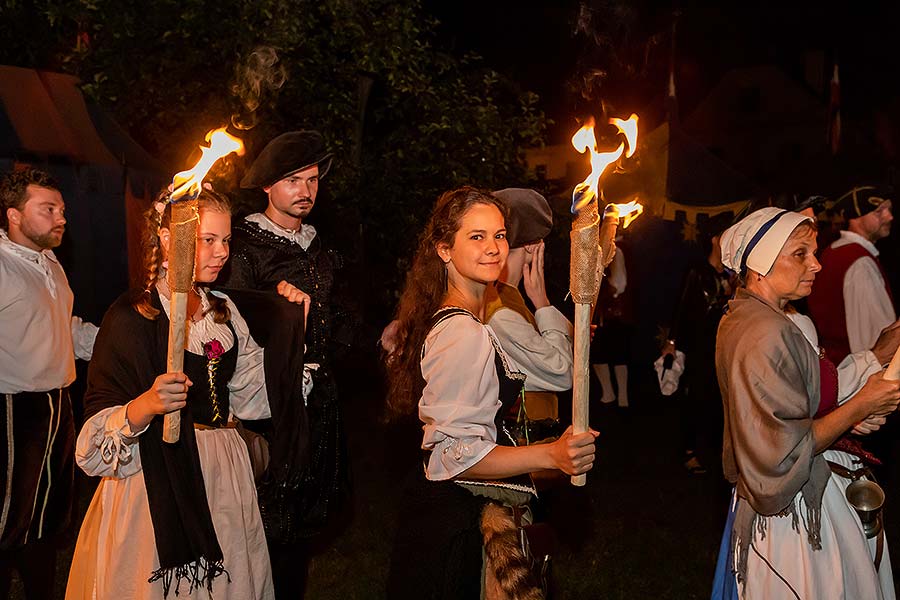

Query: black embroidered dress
[[219, 217, 348, 540], [68, 289, 274, 599]]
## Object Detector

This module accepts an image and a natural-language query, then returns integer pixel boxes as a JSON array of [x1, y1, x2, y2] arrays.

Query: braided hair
[[132, 188, 232, 322]]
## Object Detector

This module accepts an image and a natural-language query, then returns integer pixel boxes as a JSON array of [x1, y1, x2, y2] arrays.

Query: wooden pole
[[571, 302, 593, 486], [884, 347, 900, 381], [162, 198, 198, 443], [570, 206, 619, 486]]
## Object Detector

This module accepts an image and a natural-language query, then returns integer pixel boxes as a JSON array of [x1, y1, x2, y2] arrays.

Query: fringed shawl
[[716, 288, 830, 584], [84, 288, 309, 595], [84, 290, 225, 596]]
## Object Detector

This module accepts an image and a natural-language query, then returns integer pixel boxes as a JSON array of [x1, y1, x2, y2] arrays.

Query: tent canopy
[[0, 65, 167, 321]]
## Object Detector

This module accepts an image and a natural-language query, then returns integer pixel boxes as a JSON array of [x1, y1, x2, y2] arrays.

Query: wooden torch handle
[[571, 302, 592, 486], [884, 346, 900, 381], [162, 290, 189, 443]]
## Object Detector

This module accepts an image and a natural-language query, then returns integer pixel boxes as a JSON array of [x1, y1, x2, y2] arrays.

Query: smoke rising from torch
[[231, 46, 287, 131]]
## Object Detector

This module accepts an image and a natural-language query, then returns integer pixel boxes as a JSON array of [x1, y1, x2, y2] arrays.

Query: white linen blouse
[[419, 312, 521, 481], [76, 289, 269, 479], [488, 304, 573, 392], [787, 311, 881, 404]]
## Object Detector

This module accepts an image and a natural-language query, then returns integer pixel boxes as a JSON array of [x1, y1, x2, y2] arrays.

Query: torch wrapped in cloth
[[569, 115, 640, 485], [162, 128, 244, 443]]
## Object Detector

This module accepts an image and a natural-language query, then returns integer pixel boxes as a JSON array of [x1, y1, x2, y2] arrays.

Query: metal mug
[[846, 479, 885, 539]]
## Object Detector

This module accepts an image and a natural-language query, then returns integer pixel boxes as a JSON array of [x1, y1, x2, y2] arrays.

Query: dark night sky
[[425, 1, 900, 145]]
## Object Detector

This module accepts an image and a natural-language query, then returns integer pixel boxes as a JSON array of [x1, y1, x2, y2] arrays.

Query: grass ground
[[303, 359, 733, 599]]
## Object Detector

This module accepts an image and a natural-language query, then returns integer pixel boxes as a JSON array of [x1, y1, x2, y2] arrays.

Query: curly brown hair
[[0, 168, 59, 230], [385, 186, 507, 420], [132, 188, 233, 322]]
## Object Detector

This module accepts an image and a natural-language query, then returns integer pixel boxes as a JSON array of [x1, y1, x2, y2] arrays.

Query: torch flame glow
[[171, 128, 245, 201], [570, 114, 640, 213], [610, 114, 639, 158], [606, 199, 643, 229]]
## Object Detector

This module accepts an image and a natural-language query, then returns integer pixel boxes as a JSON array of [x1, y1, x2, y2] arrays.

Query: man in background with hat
[[808, 185, 897, 364], [219, 130, 348, 598], [485, 188, 573, 441]]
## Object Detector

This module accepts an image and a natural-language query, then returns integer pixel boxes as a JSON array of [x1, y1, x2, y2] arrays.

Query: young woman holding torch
[[65, 189, 307, 600], [384, 187, 597, 599]]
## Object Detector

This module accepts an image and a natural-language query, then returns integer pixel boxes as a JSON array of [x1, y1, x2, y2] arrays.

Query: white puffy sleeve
[[837, 350, 882, 404], [844, 257, 896, 354], [70, 316, 99, 361], [786, 311, 882, 404], [222, 295, 271, 420], [489, 307, 572, 392], [419, 315, 501, 480], [75, 404, 149, 478]]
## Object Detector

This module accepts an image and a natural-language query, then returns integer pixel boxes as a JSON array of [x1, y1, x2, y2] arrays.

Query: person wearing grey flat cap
[[484, 188, 573, 440], [808, 185, 897, 364], [219, 130, 347, 599]]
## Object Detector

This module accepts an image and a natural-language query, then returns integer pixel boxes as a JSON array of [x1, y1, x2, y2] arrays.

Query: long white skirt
[[742, 450, 894, 599], [65, 428, 274, 600]]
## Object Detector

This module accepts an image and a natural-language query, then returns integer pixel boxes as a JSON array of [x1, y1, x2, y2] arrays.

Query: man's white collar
[[838, 230, 879, 257], [0, 228, 61, 297], [0, 228, 59, 263], [246, 213, 317, 250]]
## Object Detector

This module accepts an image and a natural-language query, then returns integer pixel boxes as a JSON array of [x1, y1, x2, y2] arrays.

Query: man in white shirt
[[809, 185, 896, 364], [0, 168, 97, 600], [485, 188, 574, 437]]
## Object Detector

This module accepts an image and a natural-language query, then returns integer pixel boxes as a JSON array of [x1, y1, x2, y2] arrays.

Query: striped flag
[[827, 63, 841, 155]]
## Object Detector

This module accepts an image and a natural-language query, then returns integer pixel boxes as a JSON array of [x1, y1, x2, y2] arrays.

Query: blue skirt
[[711, 488, 739, 600]]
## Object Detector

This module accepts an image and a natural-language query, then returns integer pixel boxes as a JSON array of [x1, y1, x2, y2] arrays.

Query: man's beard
[[289, 198, 314, 219], [21, 221, 63, 249]]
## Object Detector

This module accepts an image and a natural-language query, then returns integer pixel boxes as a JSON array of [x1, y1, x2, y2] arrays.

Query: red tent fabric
[[0, 66, 118, 164], [0, 65, 166, 321]]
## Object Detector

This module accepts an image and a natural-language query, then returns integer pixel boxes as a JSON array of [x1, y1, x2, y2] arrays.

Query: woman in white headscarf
[[711, 207, 900, 599]]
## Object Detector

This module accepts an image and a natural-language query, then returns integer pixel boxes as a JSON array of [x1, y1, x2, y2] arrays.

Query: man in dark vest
[[808, 185, 896, 364], [219, 130, 348, 598]]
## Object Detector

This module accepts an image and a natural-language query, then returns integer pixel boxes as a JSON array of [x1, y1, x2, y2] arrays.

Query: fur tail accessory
[[481, 503, 545, 600]]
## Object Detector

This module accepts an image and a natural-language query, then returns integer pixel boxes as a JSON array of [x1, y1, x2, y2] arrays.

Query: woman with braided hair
[[65, 189, 307, 600], [385, 187, 597, 599]]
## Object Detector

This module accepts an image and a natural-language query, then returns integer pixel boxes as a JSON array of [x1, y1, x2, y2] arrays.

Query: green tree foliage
[[0, 0, 547, 314]]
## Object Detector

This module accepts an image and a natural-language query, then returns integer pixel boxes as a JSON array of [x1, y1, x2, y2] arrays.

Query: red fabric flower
[[203, 339, 225, 361]]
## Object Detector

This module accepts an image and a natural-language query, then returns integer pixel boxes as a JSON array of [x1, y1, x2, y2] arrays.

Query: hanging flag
[[827, 63, 841, 155], [666, 13, 679, 125]]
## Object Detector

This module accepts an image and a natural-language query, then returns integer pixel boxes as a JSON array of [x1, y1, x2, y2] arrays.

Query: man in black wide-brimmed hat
[[808, 184, 897, 365], [220, 130, 348, 598]]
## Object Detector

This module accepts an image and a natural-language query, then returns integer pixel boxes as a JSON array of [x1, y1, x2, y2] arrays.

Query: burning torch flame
[[570, 114, 640, 214], [171, 128, 245, 201], [605, 199, 643, 229], [610, 114, 638, 158]]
